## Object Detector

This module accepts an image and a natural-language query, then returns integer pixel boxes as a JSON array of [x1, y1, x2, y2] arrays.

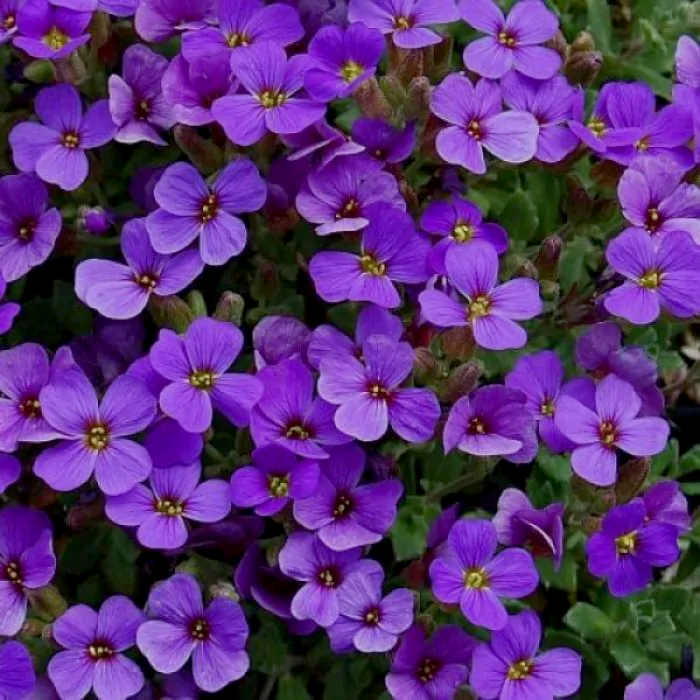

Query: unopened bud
[[513, 259, 538, 280], [390, 44, 424, 84], [548, 29, 568, 60], [565, 50, 603, 87], [440, 326, 475, 362], [54, 54, 87, 85], [209, 581, 240, 602], [534, 236, 563, 281], [615, 457, 651, 504], [570, 31, 596, 54], [89, 11, 111, 48], [439, 362, 481, 403], [398, 177, 419, 211], [572, 475, 616, 515], [431, 35, 453, 80], [29, 585, 68, 621], [186, 290, 207, 318], [213, 291, 245, 326], [148, 295, 194, 333], [405, 76, 431, 124], [379, 74, 407, 113], [173, 126, 223, 175], [414, 347, 438, 383], [23, 60, 55, 84], [77, 205, 112, 235], [354, 78, 392, 120], [580, 515, 603, 535], [590, 159, 625, 189], [562, 175, 594, 223]]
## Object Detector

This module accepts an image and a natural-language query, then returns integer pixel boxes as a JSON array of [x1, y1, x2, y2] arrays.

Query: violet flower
[[347, 0, 459, 50], [294, 443, 403, 550], [585, 501, 680, 597], [674, 37, 700, 164], [250, 356, 352, 458], [98, 0, 138, 16], [309, 205, 430, 308], [105, 461, 231, 550], [351, 118, 416, 164], [626, 674, 700, 700], [78, 206, 113, 235], [0, 0, 20, 43], [252, 315, 311, 369], [0, 173, 62, 283], [640, 480, 691, 534], [230, 444, 321, 516], [296, 155, 405, 235], [604, 229, 700, 325], [146, 159, 266, 266], [318, 335, 440, 443], [0, 642, 36, 700], [327, 572, 413, 653], [555, 374, 669, 487], [419, 243, 542, 350], [470, 610, 582, 700], [10, 84, 114, 192], [76, 217, 204, 320], [0, 275, 19, 336], [108, 44, 175, 145], [137, 573, 249, 692], [149, 317, 264, 434], [0, 506, 55, 636], [278, 531, 383, 627], [212, 42, 326, 146], [0, 455, 21, 494], [282, 120, 365, 169], [48, 597, 146, 700], [134, 0, 215, 43]]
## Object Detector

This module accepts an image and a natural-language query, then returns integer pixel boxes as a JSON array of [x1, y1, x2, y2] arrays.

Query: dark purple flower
[[443, 385, 538, 463], [0, 455, 20, 494], [0, 642, 36, 700], [385, 624, 474, 700], [287, 0, 347, 36], [419, 243, 542, 350], [431, 75, 538, 174], [296, 155, 404, 235], [252, 315, 311, 369], [604, 229, 700, 325], [493, 488, 565, 570], [48, 597, 145, 700], [106, 461, 231, 550], [426, 504, 459, 552], [149, 318, 263, 434], [0, 506, 55, 636], [640, 480, 690, 534], [212, 43, 326, 146], [327, 572, 413, 653], [585, 501, 680, 597], [304, 23, 384, 101], [78, 206, 113, 235], [278, 531, 382, 627], [146, 159, 266, 266], [624, 674, 700, 700], [14, 0, 90, 59], [0, 0, 20, 43], [109, 44, 175, 145], [0, 173, 62, 283], [501, 73, 579, 163], [250, 356, 351, 458], [230, 444, 321, 516], [294, 443, 402, 550], [76, 218, 203, 320], [134, 0, 215, 43], [10, 84, 114, 192], [470, 610, 582, 700], [348, 0, 459, 49], [318, 335, 440, 443], [309, 206, 430, 307], [461, 0, 561, 79], [420, 195, 508, 275], [282, 120, 365, 169], [98, 0, 138, 17], [351, 118, 416, 164], [0, 275, 20, 336], [137, 573, 249, 692]]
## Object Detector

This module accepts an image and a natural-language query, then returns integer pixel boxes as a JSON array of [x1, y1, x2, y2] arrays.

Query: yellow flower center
[[453, 222, 474, 242], [86, 424, 109, 451], [200, 193, 218, 223], [259, 90, 287, 109], [155, 499, 184, 516], [360, 254, 386, 277], [541, 400, 555, 417], [368, 383, 390, 399], [469, 295, 491, 320], [268, 475, 289, 498], [394, 15, 412, 29], [189, 371, 214, 389], [467, 119, 482, 140], [463, 567, 489, 589], [615, 532, 637, 555], [587, 116, 606, 137], [418, 659, 438, 683], [19, 397, 41, 418], [333, 494, 352, 517], [469, 417, 487, 434], [135, 99, 150, 120], [635, 136, 650, 152], [3, 15, 15, 29], [336, 198, 360, 218], [189, 618, 210, 640], [62, 132, 80, 149], [88, 644, 114, 660], [639, 269, 662, 289], [227, 32, 250, 47], [507, 659, 533, 681], [285, 423, 310, 440], [364, 608, 380, 625], [318, 569, 337, 587], [5, 561, 21, 584], [599, 420, 617, 447], [18, 220, 36, 241], [43, 26, 69, 50], [341, 60, 364, 83], [497, 31, 517, 48]]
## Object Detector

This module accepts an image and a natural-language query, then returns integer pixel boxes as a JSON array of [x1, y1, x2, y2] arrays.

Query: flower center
[[453, 222, 474, 242], [19, 396, 41, 419], [86, 424, 109, 451], [333, 494, 353, 517], [644, 207, 661, 232], [467, 119, 482, 140], [88, 643, 114, 660], [189, 370, 214, 389], [43, 26, 69, 50], [634, 136, 650, 152], [259, 90, 287, 109], [368, 383, 390, 400], [364, 607, 380, 625], [587, 116, 606, 136], [469, 295, 491, 319], [541, 399, 555, 417], [393, 15, 412, 29], [318, 568, 337, 587], [200, 194, 218, 223], [62, 132, 80, 149], [336, 198, 360, 218], [463, 567, 488, 589], [468, 417, 487, 434], [5, 561, 21, 584], [17, 219, 36, 241], [268, 475, 289, 498], [360, 254, 386, 277], [615, 532, 637, 555], [638, 269, 662, 289], [136, 273, 158, 290], [189, 618, 210, 641], [497, 30, 517, 47], [417, 658, 439, 683], [227, 32, 250, 47], [155, 498, 184, 516], [2, 15, 15, 29], [507, 659, 533, 681], [341, 60, 364, 83], [599, 420, 617, 447], [135, 99, 150, 120]]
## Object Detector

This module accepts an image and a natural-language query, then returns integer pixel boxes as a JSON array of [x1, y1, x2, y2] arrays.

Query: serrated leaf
[[390, 496, 441, 561], [564, 602, 614, 642]]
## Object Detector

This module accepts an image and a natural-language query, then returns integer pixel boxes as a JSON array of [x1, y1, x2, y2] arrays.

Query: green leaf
[[249, 621, 289, 675], [680, 446, 700, 476], [390, 496, 441, 562], [323, 657, 375, 700], [586, 0, 612, 53], [101, 527, 139, 596], [559, 237, 595, 293], [650, 587, 691, 617], [52, 280, 93, 337], [609, 627, 648, 676], [498, 190, 539, 242], [536, 450, 571, 483], [564, 602, 615, 642], [277, 675, 312, 700]]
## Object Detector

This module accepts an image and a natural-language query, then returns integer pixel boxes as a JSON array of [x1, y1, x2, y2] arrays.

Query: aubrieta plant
[[1, 0, 700, 698]]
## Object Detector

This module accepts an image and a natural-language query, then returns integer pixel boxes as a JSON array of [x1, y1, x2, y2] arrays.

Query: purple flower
[[555, 375, 669, 486], [146, 160, 266, 266], [0, 174, 62, 283], [296, 155, 405, 235], [0, 455, 20, 494], [493, 489, 565, 569], [250, 357, 351, 458], [137, 573, 250, 692], [149, 317, 264, 434], [230, 444, 321, 516], [470, 610, 582, 700], [309, 206, 430, 308], [585, 501, 680, 597], [385, 624, 474, 700], [282, 120, 365, 169], [14, 0, 90, 59], [252, 315, 311, 369], [617, 156, 700, 243], [677, 36, 700, 88], [0, 506, 55, 636], [108, 44, 175, 145], [443, 385, 538, 463], [76, 218, 203, 320], [626, 675, 700, 700], [429, 519, 538, 630], [106, 461, 231, 550], [278, 531, 383, 627], [34, 368, 156, 495], [9, 84, 114, 192], [0, 642, 36, 700], [318, 335, 440, 442], [640, 480, 690, 534], [212, 43, 326, 146], [0, 0, 20, 43], [327, 572, 413, 653], [134, 0, 215, 43], [431, 75, 538, 174], [98, 0, 138, 16], [461, 0, 561, 79], [604, 229, 700, 325], [304, 23, 384, 102], [48, 597, 145, 700], [501, 73, 579, 163], [78, 206, 113, 235], [419, 243, 542, 350], [420, 195, 508, 275], [181, 0, 304, 62], [351, 118, 416, 164], [294, 443, 402, 550], [0, 275, 20, 336], [347, 0, 459, 49], [308, 304, 403, 370]]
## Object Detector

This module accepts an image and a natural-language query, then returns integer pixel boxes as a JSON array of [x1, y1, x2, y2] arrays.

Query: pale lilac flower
[[252, 315, 311, 369]]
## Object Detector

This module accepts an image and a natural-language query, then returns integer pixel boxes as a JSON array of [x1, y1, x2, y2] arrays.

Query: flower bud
[[23, 60, 56, 84], [615, 457, 651, 504], [54, 54, 87, 85], [77, 205, 112, 235], [173, 126, 224, 175], [405, 76, 432, 124], [186, 290, 207, 318], [570, 31, 596, 53], [89, 10, 111, 49], [431, 35, 453, 80], [548, 29, 569, 60], [534, 236, 563, 281], [354, 77, 392, 120], [413, 346, 438, 383], [440, 326, 475, 362], [379, 74, 407, 113], [513, 259, 538, 280], [29, 585, 68, 621], [213, 291, 245, 326], [439, 362, 481, 403], [148, 295, 194, 333], [209, 581, 240, 602], [565, 50, 603, 87]]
